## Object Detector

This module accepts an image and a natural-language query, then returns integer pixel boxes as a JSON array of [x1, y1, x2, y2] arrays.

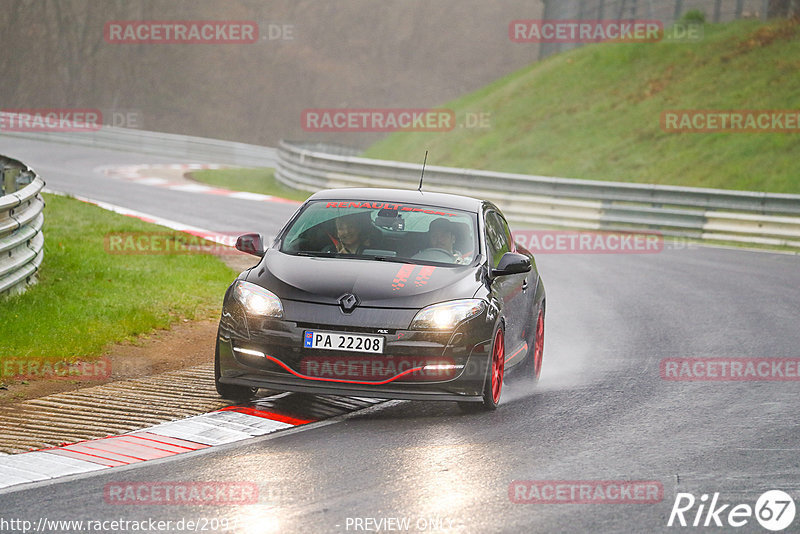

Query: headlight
[[410, 299, 486, 330], [232, 281, 283, 317]]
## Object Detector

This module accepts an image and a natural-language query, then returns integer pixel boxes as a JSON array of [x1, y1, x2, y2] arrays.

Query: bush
[[681, 10, 706, 24]]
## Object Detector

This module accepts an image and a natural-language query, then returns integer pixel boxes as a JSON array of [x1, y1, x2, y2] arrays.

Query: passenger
[[413, 218, 464, 263]]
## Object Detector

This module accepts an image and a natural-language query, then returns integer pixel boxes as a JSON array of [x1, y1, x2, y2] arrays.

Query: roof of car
[[306, 188, 484, 212]]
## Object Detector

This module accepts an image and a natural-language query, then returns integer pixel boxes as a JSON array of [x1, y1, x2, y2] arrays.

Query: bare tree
[[768, 0, 800, 16]]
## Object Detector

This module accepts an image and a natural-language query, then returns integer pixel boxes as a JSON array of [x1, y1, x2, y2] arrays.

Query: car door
[[484, 210, 529, 366]]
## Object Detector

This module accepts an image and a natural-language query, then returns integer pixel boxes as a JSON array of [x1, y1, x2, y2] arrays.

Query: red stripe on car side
[[504, 342, 529, 364], [263, 354, 426, 385]]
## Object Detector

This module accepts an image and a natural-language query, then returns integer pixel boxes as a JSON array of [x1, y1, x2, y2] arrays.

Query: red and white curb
[[0, 405, 313, 491], [47, 162, 297, 248], [96, 164, 299, 204], [43, 190, 266, 248], [0, 395, 384, 493]]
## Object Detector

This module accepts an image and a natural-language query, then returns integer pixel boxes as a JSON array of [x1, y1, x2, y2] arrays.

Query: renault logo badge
[[338, 293, 359, 313]]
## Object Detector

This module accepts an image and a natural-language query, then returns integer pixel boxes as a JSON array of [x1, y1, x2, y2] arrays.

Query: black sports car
[[215, 188, 545, 410]]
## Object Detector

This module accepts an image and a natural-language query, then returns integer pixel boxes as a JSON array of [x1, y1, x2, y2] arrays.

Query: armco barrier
[[0, 156, 45, 296], [0, 111, 278, 168], [2, 120, 797, 250], [275, 140, 800, 248]]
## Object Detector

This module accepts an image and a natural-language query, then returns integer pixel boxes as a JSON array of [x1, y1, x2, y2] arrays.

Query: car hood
[[247, 249, 482, 309]]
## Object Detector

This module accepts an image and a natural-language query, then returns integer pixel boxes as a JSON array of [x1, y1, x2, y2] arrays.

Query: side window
[[485, 211, 512, 268], [498, 214, 515, 253]]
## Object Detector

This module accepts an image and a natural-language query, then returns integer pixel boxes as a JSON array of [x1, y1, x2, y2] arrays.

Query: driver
[[325, 212, 377, 255]]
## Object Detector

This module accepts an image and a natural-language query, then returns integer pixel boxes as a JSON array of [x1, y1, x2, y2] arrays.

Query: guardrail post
[[674, 0, 684, 21], [2, 165, 18, 196], [16, 169, 34, 189]]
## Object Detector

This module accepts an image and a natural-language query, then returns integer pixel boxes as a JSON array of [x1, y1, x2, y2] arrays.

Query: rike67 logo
[[668, 490, 796, 531]]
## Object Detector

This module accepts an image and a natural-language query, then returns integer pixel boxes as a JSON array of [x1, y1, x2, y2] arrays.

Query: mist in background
[[0, 0, 544, 148]]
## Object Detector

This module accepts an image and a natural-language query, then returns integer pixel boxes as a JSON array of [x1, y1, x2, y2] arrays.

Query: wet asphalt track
[[1, 136, 799, 533]]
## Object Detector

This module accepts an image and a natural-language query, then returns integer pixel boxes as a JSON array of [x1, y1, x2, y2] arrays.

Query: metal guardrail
[[0, 112, 278, 168], [3, 119, 798, 250], [0, 156, 45, 297], [276, 140, 800, 249]]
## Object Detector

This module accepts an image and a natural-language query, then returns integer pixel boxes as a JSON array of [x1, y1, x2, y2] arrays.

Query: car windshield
[[280, 200, 478, 266]]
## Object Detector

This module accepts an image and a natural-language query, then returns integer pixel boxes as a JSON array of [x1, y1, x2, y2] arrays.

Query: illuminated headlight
[[410, 299, 486, 330], [232, 281, 283, 317]]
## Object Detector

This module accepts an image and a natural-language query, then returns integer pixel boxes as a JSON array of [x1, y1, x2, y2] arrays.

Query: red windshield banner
[[324, 202, 456, 217]]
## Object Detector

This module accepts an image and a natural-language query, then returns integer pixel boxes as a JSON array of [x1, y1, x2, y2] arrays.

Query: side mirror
[[491, 252, 531, 277], [235, 233, 265, 257]]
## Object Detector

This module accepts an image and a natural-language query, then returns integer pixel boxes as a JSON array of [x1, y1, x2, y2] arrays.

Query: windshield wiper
[[289, 252, 446, 266], [291, 251, 331, 257], [362, 255, 415, 264]]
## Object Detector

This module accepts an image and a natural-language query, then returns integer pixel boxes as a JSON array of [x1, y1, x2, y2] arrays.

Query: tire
[[458, 324, 505, 411], [531, 303, 545, 381], [515, 302, 545, 383], [214, 333, 257, 401]]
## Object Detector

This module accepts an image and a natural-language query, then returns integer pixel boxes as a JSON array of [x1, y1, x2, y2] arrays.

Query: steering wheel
[[414, 248, 456, 263], [325, 232, 341, 252]]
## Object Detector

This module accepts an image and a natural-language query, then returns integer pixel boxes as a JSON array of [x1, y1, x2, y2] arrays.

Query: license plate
[[303, 330, 384, 354]]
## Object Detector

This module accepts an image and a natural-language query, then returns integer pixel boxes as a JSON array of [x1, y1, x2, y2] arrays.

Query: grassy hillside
[[364, 19, 800, 194]]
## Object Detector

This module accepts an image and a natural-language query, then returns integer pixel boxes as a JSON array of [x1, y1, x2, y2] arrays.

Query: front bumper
[[216, 299, 494, 402]]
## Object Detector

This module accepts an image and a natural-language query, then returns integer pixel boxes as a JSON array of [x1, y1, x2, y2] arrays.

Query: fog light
[[234, 347, 266, 357], [423, 364, 464, 371]]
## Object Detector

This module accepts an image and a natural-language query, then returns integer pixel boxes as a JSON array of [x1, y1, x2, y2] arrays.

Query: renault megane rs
[[215, 188, 545, 410]]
